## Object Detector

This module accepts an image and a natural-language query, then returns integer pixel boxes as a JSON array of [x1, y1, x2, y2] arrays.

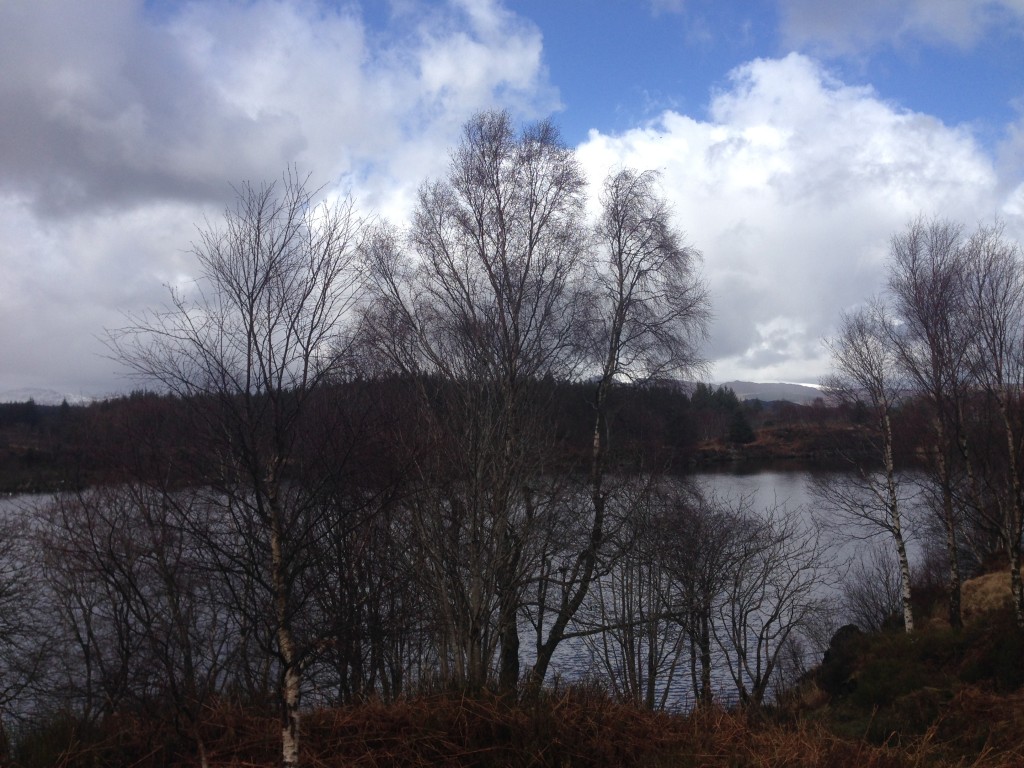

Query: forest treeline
[[0, 379, 865, 492], [0, 375, 948, 499], [2, 109, 1024, 768]]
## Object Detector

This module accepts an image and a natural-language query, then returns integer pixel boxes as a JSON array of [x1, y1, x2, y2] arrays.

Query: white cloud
[[0, 0, 555, 217], [999, 109, 1024, 212], [778, 0, 1024, 55], [0, 0, 557, 394], [0, 193, 209, 394], [577, 54, 1013, 384]]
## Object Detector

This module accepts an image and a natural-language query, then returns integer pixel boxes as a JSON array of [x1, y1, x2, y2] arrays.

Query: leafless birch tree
[[361, 111, 589, 691], [819, 299, 916, 632], [38, 486, 235, 768], [0, 505, 49, 744], [108, 170, 364, 768], [959, 223, 1024, 625], [362, 119, 709, 694], [528, 168, 709, 686], [886, 218, 971, 629]]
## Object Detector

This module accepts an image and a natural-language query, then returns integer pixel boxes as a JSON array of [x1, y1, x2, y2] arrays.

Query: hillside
[[719, 380, 824, 405]]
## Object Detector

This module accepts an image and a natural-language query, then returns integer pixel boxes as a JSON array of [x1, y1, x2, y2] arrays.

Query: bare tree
[[886, 218, 971, 629], [661, 490, 748, 707], [959, 223, 1024, 625], [714, 501, 831, 708], [0, 503, 50, 744], [40, 492, 145, 723], [842, 542, 904, 632], [108, 170, 364, 768], [361, 111, 589, 691], [361, 118, 709, 694], [592, 487, 830, 711], [819, 299, 916, 632], [576, 480, 685, 710], [528, 168, 709, 686], [38, 487, 236, 768]]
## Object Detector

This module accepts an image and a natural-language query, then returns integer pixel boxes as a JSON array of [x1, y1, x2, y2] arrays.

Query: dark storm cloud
[[0, 1, 316, 217]]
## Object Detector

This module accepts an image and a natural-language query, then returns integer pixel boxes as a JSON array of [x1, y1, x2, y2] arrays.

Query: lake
[[5, 468, 920, 712]]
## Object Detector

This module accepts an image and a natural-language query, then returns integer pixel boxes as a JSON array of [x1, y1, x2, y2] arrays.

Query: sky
[[1, 0, 1023, 399]]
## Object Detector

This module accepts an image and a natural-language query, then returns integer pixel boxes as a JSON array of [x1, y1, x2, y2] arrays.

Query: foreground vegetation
[[11, 601, 1024, 767]]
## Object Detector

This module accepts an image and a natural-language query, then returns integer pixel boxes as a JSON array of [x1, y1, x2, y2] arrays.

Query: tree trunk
[[943, 500, 963, 630], [895, 532, 915, 633], [497, 605, 520, 692], [933, 418, 963, 629], [997, 397, 1024, 628], [271, 494, 302, 768], [883, 411, 914, 633], [699, 610, 712, 706], [643, 625, 654, 709], [281, 663, 301, 768], [196, 735, 209, 768], [497, 515, 522, 693], [1012, 546, 1024, 628], [687, 626, 698, 704]]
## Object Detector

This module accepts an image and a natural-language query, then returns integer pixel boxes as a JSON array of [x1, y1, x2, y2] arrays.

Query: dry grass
[[19, 679, 1024, 768], [30, 685, 1024, 768], [962, 572, 1014, 622]]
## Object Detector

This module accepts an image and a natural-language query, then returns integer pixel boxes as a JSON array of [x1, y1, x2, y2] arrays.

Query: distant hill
[[0, 388, 95, 406], [717, 381, 822, 405]]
